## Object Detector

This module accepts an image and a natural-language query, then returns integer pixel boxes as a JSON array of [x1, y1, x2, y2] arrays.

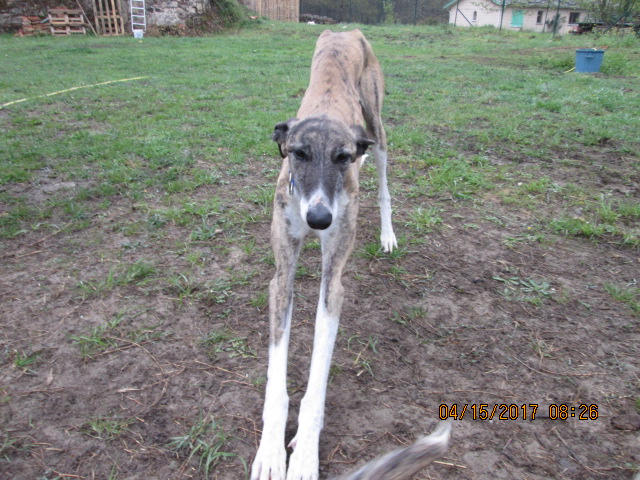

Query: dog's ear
[[273, 118, 298, 158], [352, 125, 375, 158]]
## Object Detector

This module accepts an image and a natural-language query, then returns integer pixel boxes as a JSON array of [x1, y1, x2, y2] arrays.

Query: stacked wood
[[93, 0, 125, 36], [48, 8, 86, 35], [16, 16, 50, 36]]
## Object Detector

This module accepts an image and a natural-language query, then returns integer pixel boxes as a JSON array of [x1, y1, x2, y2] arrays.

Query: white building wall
[[448, 0, 502, 27], [522, 10, 546, 32], [448, 0, 584, 34]]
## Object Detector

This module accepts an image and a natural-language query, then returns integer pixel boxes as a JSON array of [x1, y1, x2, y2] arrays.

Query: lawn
[[1, 21, 639, 479]]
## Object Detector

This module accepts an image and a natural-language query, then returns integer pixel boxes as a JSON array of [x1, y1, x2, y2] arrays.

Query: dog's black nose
[[307, 204, 332, 230]]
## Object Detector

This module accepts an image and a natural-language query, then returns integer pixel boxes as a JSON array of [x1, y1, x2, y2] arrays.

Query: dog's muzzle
[[306, 203, 332, 230]]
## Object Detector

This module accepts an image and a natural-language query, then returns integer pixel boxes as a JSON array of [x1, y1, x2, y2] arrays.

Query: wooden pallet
[[50, 24, 87, 35], [93, 0, 125, 36], [48, 9, 86, 35]]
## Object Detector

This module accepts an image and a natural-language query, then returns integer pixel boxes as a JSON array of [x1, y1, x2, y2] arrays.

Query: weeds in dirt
[[348, 334, 380, 378], [169, 414, 246, 479], [166, 275, 238, 306], [81, 415, 133, 440], [503, 231, 546, 248], [361, 241, 386, 259], [406, 206, 443, 233], [71, 317, 122, 359], [250, 291, 269, 310], [360, 240, 407, 260], [244, 184, 275, 216], [167, 274, 201, 301], [520, 176, 561, 196], [530, 336, 557, 360], [0, 432, 29, 462], [71, 310, 166, 359], [605, 283, 640, 317], [12, 350, 40, 374], [547, 195, 640, 248], [77, 260, 156, 298], [190, 220, 221, 241], [0, 434, 15, 462], [390, 306, 430, 332], [201, 278, 236, 305], [549, 217, 639, 247], [427, 157, 490, 199], [494, 275, 555, 305], [201, 328, 257, 360]]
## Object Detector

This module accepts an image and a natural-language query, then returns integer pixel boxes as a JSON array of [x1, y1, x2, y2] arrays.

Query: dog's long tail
[[334, 422, 451, 480]]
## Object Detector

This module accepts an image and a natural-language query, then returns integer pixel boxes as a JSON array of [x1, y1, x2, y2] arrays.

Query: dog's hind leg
[[286, 207, 358, 480]]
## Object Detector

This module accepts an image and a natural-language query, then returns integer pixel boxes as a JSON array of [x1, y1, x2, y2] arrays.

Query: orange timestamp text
[[439, 403, 599, 421]]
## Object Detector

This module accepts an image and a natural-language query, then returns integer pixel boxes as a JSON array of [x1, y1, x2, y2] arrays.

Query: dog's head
[[273, 115, 374, 230]]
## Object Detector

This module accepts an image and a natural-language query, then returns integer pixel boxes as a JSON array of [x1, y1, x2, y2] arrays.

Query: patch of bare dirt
[[1, 146, 638, 480]]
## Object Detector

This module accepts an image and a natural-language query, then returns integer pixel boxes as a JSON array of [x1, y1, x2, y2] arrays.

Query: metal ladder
[[130, 0, 146, 33]]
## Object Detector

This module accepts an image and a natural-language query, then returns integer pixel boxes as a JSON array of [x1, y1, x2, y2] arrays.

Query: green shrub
[[210, 0, 247, 27]]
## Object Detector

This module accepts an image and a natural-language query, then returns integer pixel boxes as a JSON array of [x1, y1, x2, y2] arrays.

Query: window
[[536, 10, 543, 24], [473, 11, 477, 22], [569, 12, 580, 24]]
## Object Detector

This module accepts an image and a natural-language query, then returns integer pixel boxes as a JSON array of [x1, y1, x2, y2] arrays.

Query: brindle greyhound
[[251, 29, 448, 480]]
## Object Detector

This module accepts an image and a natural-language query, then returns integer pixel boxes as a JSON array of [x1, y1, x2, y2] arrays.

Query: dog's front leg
[[287, 213, 357, 480], [252, 185, 304, 480], [251, 332, 290, 480], [285, 284, 339, 480]]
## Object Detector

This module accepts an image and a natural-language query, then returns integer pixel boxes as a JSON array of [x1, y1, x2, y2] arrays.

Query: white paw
[[251, 442, 287, 480], [286, 438, 319, 480], [381, 230, 398, 253]]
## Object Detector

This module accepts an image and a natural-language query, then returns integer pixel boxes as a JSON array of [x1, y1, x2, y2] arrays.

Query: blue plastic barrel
[[575, 49, 605, 73]]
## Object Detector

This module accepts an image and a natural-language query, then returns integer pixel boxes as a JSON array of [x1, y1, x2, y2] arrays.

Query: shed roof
[[443, 0, 584, 10]]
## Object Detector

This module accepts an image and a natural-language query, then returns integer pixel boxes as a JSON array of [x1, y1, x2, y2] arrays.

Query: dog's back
[[298, 29, 383, 130]]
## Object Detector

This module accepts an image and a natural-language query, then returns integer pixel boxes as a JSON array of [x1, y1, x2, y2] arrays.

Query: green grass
[[1, 24, 639, 247]]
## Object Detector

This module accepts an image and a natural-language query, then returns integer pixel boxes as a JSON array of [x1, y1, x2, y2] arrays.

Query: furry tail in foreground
[[335, 422, 452, 480]]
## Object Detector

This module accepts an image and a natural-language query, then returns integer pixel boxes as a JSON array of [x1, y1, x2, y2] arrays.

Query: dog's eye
[[292, 149, 309, 162], [334, 153, 352, 164]]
